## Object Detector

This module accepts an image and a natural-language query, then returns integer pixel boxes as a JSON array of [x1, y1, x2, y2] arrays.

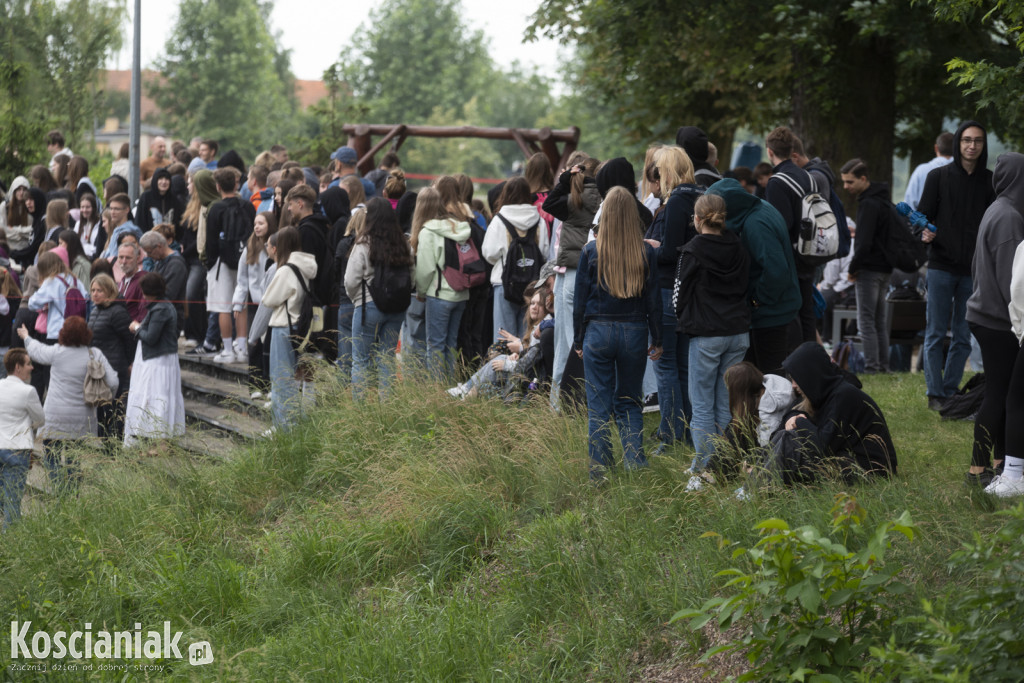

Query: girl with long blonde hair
[[573, 186, 662, 480], [644, 144, 702, 452]]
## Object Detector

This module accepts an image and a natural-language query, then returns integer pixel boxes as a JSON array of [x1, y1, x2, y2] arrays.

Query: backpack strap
[[773, 172, 814, 198], [283, 262, 311, 332]]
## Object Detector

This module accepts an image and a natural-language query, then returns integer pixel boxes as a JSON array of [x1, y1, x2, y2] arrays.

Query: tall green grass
[[0, 370, 1003, 680]]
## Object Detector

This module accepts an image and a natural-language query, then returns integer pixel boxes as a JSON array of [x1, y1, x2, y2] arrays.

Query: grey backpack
[[83, 348, 112, 407]]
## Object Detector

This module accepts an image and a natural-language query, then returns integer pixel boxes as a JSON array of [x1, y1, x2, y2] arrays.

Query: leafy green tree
[[529, 0, 1018, 184], [148, 0, 296, 160], [930, 0, 1024, 148], [0, 0, 125, 180]]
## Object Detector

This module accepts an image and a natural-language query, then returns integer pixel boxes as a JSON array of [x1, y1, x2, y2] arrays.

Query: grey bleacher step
[[184, 399, 266, 440], [181, 368, 268, 417], [178, 351, 251, 384]]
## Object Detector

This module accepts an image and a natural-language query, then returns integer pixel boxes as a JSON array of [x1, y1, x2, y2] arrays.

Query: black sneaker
[[928, 396, 946, 411], [188, 343, 220, 357], [642, 393, 660, 414], [964, 468, 995, 488]]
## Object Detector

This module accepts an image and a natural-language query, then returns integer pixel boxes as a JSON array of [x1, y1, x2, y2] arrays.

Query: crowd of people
[[0, 120, 1021, 530]]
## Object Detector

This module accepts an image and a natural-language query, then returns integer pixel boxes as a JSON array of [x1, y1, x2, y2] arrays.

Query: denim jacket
[[573, 241, 662, 350]]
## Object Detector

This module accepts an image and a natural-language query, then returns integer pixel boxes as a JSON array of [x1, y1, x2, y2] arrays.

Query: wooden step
[[181, 368, 269, 418], [184, 399, 266, 440]]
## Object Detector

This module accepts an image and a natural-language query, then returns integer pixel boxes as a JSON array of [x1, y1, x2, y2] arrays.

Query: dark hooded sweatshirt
[[676, 126, 722, 189], [706, 179, 801, 329], [595, 158, 653, 228], [135, 167, 185, 232], [966, 152, 1024, 331], [675, 230, 750, 337], [848, 182, 894, 276], [782, 342, 897, 480], [296, 211, 334, 305], [918, 120, 996, 276]]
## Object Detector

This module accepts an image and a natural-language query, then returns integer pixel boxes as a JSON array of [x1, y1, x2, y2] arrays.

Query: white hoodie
[[482, 203, 548, 286], [262, 252, 318, 328]]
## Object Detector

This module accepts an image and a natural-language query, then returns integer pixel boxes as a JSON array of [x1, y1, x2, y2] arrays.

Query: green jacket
[[414, 218, 472, 302]]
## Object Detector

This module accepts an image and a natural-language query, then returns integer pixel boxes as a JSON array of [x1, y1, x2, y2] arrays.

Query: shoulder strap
[[773, 172, 808, 198], [285, 262, 311, 297], [497, 212, 515, 237]]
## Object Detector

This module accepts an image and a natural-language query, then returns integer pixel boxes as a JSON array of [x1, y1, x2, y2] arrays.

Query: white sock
[[224, 337, 234, 351], [1004, 456, 1024, 481]]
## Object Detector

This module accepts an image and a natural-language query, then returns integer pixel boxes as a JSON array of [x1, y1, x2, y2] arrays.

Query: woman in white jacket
[[232, 211, 277, 388], [260, 226, 317, 431], [482, 176, 548, 341]]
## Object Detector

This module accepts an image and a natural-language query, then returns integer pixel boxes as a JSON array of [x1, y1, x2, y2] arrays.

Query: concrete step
[[181, 368, 269, 418], [178, 350, 251, 384], [184, 399, 266, 440]]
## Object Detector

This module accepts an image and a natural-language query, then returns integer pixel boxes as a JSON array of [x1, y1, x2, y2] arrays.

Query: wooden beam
[[341, 123, 578, 144], [357, 124, 407, 174]]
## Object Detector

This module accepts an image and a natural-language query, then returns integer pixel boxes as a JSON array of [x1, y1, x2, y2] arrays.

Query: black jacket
[[297, 212, 334, 304], [203, 196, 256, 268], [135, 167, 185, 232], [543, 171, 601, 269], [88, 301, 135, 386], [782, 342, 897, 479], [918, 120, 996, 276], [675, 230, 751, 337], [595, 157, 653, 228], [848, 182, 894, 275], [651, 183, 703, 289]]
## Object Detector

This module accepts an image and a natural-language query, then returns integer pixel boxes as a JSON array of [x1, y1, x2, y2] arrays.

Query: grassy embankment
[[0, 370, 1003, 680]]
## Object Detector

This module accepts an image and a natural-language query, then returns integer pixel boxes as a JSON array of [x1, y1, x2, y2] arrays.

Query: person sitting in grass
[[447, 285, 551, 400], [759, 341, 897, 485]]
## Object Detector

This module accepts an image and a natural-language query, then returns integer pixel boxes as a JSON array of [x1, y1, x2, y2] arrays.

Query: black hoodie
[[297, 211, 334, 304], [595, 157, 653, 227], [848, 181, 894, 276], [136, 167, 185, 232], [675, 126, 723, 189], [918, 120, 995, 275], [781, 342, 897, 479], [675, 230, 750, 337]]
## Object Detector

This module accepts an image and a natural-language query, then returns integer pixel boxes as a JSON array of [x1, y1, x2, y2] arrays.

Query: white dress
[[123, 304, 185, 446]]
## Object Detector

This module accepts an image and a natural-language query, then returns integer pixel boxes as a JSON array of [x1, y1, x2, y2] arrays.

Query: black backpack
[[217, 200, 253, 269], [939, 374, 985, 422], [497, 214, 544, 304], [363, 260, 412, 317], [437, 222, 487, 295], [883, 204, 928, 273], [284, 263, 323, 354]]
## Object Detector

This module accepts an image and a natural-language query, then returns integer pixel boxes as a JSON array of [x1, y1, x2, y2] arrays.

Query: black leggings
[[1006, 342, 1024, 461], [970, 324, 1018, 468]]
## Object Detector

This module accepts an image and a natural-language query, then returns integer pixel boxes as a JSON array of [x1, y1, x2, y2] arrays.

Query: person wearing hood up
[[674, 193, 750, 487], [482, 177, 548, 341], [593, 157, 653, 229], [706, 178, 801, 374], [840, 158, 894, 374], [1, 177, 37, 268], [413, 187, 473, 379], [918, 120, 995, 410], [135, 167, 185, 233], [261, 226, 317, 431], [675, 126, 723, 189], [959, 153, 1024, 494], [767, 341, 896, 485]]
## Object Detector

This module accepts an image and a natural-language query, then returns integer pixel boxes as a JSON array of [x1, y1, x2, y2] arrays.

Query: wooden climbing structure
[[341, 123, 581, 176]]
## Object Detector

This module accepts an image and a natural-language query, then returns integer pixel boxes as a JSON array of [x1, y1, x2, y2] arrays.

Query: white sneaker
[[212, 348, 236, 364], [250, 390, 263, 400], [984, 474, 1024, 498], [734, 486, 751, 501], [234, 348, 249, 364], [182, 338, 198, 350], [686, 475, 704, 492], [446, 384, 466, 399], [261, 427, 275, 437]]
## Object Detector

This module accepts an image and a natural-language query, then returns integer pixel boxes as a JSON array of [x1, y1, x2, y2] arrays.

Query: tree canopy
[[0, 0, 124, 180], [528, 0, 1020, 182], [148, 0, 296, 160]]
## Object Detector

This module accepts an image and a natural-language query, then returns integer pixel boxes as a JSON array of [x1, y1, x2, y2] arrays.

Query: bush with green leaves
[[859, 502, 1024, 682], [672, 494, 916, 682]]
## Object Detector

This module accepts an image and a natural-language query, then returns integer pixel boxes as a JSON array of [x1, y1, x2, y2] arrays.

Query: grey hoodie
[[966, 152, 1024, 330]]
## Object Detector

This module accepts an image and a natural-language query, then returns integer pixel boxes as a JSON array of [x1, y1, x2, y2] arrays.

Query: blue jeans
[[402, 295, 427, 371], [924, 268, 972, 398], [855, 270, 890, 372], [0, 448, 31, 529], [270, 326, 300, 429], [550, 269, 576, 408], [352, 301, 404, 400], [688, 333, 750, 472], [583, 320, 648, 479], [492, 284, 524, 341], [335, 301, 355, 378], [425, 297, 466, 380], [654, 288, 691, 443]]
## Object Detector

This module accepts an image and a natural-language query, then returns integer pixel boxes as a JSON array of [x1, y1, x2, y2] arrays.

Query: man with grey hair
[[117, 241, 148, 322], [140, 230, 187, 333]]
